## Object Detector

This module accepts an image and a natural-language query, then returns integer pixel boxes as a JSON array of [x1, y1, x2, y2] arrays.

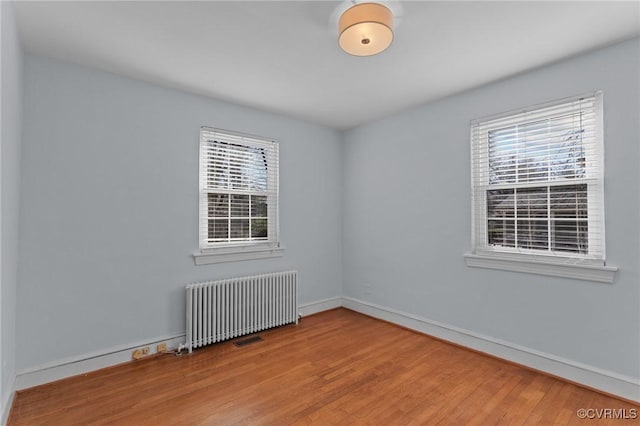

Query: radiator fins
[[185, 271, 298, 353]]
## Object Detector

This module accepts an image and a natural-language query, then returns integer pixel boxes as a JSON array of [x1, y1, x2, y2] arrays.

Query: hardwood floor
[[9, 308, 638, 425]]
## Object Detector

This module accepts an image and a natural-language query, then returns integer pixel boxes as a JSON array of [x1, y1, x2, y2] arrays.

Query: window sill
[[194, 244, 285, 265], [464, 253, 617, 283]]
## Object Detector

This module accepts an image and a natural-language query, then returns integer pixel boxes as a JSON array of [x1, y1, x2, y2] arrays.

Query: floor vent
[[234, 336, 263, 347]]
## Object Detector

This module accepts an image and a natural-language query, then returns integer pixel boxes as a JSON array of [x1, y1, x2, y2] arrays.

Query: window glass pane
[[251, 219, 268, 238], [552, 220, 588, 253], [208, 219, 228, 240], [487, 189, 514, 218], [517, 220, 548, 250], [550, 184, 587, 219], [230, 219, 250, 239], [226, 143, 268, 192], [208, 193, 228, 217], [204, 141, 269, 192], [516, 187, 547, 218], [549, 114, 586, 180], [228, 157, 246, 190], [205, 144, 229, 189], [248, 147, 268, 192], [251, 196, 268, 217], [489, 127, 517, 184], [489, 113, 588, 185], [488, 219, 515, 247], [487, 184, 590, 254], [229, 194, 250, 217], [518, 119, 549, 183]]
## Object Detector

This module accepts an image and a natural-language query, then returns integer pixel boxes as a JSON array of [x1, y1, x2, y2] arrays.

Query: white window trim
[[194, 243, 285, 265], [463, 252, 617, 283], [466, 92, 617, 283], [194, 127, 283, 265]]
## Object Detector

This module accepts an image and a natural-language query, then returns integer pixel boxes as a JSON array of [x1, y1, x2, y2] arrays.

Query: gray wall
[[17, 55, 343, 371], [342, 38, 639, 379], [1, 0, 23, 410], [13, 28, 640, 387]]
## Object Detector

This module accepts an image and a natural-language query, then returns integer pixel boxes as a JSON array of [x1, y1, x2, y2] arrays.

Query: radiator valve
[[177, 343, 187, 355]]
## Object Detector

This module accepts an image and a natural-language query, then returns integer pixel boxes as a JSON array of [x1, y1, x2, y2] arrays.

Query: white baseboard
[[12, 296, 343, 393], [11, 296, 638, 405], [342, 296, 640, 402], [1, 374, 16, 426], [14, 333, 185, 391], [298, 296, 342, 317]]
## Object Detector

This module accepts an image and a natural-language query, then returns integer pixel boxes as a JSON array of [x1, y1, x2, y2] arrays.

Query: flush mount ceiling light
[[339, 2, 394, 56]]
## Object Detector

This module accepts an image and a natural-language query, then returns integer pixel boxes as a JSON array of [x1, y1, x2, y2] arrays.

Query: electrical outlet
[[157, 343, 168, 353], [132, 349, 144, 360], [141, 346, 150, 355]]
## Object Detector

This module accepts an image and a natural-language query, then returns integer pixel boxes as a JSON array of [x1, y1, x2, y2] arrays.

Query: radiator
[[184, 271, 298, 353]]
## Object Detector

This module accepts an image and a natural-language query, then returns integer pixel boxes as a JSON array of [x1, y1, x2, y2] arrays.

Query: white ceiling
[[13, 1, 640, 130]]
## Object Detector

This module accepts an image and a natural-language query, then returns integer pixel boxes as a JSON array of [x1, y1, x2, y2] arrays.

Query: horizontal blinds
[[471, 92, 604, 260], [199, 128, 279, 248]]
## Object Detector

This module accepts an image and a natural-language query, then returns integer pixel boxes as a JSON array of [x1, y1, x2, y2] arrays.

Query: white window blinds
[[470, 92, 605, 262], [199, 127, 279, 249]]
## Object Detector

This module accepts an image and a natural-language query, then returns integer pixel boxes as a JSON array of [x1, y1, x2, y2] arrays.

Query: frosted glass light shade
[[339, 3, 393, 56]]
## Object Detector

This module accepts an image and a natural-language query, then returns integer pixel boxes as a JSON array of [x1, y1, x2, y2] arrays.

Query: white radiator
[[184, 271, 298, 353]]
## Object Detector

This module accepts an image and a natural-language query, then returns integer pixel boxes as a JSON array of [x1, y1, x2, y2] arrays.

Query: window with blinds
[[470, 92, 605, 262], [199, 127, 279, 249]]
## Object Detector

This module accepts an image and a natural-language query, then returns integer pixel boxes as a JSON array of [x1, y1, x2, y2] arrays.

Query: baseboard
[[14, 333, 185, 391], [298, 296, 342, 317], [13, 296, 636, 404], [342, 296, 640, 403], [1, 374, 16, 426], [13, 296, 342, 392]]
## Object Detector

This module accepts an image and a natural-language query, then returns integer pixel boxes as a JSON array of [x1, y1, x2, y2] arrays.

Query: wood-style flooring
[[8, 308, 638, 425]]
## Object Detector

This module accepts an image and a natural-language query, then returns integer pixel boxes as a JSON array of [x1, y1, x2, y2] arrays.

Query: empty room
[[1, 0, 639, 424]]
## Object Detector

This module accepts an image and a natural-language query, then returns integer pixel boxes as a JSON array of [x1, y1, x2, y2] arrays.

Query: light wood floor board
[[8, 308, 638, 425]]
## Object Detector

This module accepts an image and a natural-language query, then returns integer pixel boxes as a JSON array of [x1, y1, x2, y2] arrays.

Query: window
[[196, 127, 281, 264], [467, 92, 616, 282]]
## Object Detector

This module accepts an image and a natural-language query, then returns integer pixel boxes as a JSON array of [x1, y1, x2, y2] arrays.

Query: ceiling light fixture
[[338, 2, 394, 56]]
